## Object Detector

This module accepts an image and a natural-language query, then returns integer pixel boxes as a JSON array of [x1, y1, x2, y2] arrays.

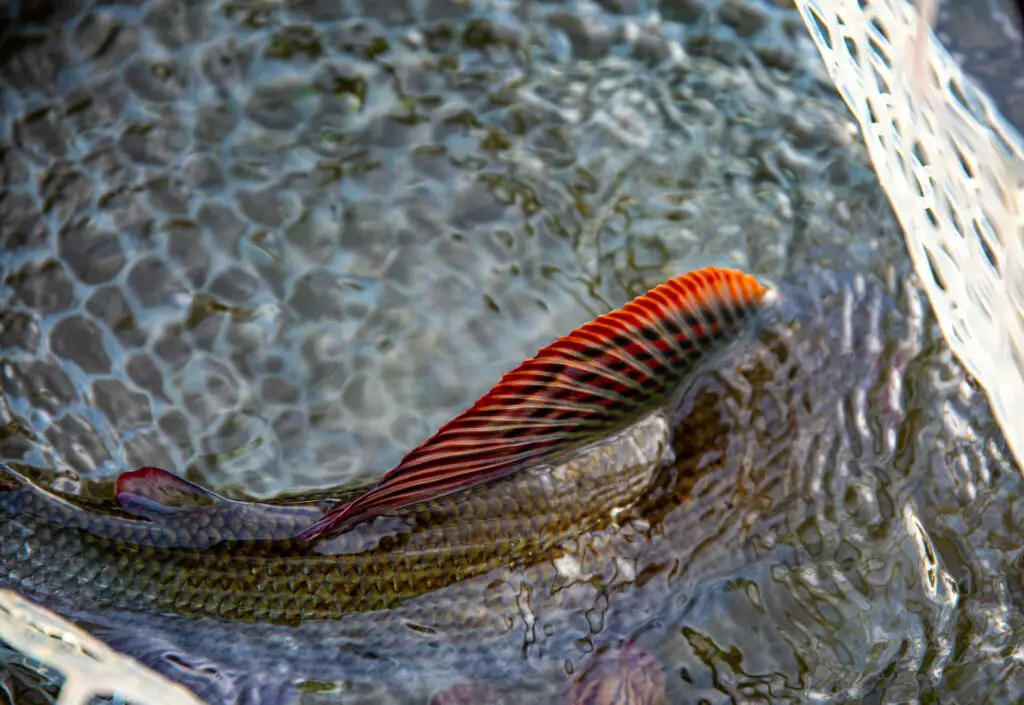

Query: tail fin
[[299, 267, 770, 540]]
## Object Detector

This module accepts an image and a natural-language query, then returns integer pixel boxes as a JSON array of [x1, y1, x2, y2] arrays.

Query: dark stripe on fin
[[298, 266, 770, 540]]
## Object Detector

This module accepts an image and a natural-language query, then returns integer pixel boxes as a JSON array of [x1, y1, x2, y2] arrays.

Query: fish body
[[0, 269, 924, 704], [1, 411, 671, 623], [1, 412, 679, 702]]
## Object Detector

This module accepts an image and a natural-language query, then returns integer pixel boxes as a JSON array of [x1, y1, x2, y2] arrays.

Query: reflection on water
[[0, 0, 1022, 703]]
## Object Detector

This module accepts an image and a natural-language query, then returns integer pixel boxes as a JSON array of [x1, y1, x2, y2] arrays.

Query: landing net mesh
[[2, 1, 1024, 703], [0, 589, 203, 705], [794, 0, 1024, 476]]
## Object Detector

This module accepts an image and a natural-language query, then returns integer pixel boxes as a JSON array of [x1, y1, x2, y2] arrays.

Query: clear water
[[0, 0, 1022, 703], [932, 0, 1024, 130]]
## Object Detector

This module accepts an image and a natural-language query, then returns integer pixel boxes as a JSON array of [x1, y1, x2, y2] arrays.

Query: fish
[[0, 268, 925, 704], [298, 267, 769, 540]]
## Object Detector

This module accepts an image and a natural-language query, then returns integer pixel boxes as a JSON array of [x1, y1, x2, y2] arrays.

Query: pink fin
[[299, 267, 769, 540], [116, 466, 220, 510]]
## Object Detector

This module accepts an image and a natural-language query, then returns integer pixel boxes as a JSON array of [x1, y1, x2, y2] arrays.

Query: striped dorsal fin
[[298, 267, 770, 540]]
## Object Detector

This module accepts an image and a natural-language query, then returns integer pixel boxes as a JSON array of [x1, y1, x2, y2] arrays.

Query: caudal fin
[[299, 266, 770, 540]]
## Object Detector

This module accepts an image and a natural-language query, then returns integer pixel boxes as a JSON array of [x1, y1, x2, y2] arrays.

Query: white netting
[[793, 0, 1024, 473], [0, 589, 203, 705]]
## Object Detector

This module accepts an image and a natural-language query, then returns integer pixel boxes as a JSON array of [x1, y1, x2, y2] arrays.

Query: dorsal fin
[[115, 466, 222, 513], [298, 267, 770, 540]]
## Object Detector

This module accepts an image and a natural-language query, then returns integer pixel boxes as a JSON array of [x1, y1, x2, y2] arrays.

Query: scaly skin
[[0, 411, 669, 623], [0, 271, 920, 704]]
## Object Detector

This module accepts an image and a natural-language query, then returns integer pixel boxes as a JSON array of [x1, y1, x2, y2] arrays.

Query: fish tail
[[299, 266, 771, 541]]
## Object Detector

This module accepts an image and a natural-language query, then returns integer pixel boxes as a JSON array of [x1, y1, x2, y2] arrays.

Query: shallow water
[[932, 0, 1024, 129], [1, 0, 1023, 703]]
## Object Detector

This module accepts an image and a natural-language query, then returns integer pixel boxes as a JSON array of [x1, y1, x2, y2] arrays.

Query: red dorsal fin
[[298, 267, 770, 540]]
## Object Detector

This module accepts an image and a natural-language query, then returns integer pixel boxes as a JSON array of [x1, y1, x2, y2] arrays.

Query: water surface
[[1, 0, 1023, 703]]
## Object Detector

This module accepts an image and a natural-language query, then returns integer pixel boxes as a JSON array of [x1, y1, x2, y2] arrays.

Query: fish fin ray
[[298, 267, 768, 540]]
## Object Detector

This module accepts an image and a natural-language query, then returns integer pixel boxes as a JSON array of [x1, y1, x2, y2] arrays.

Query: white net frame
[[793, 0, 1024, 474]]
